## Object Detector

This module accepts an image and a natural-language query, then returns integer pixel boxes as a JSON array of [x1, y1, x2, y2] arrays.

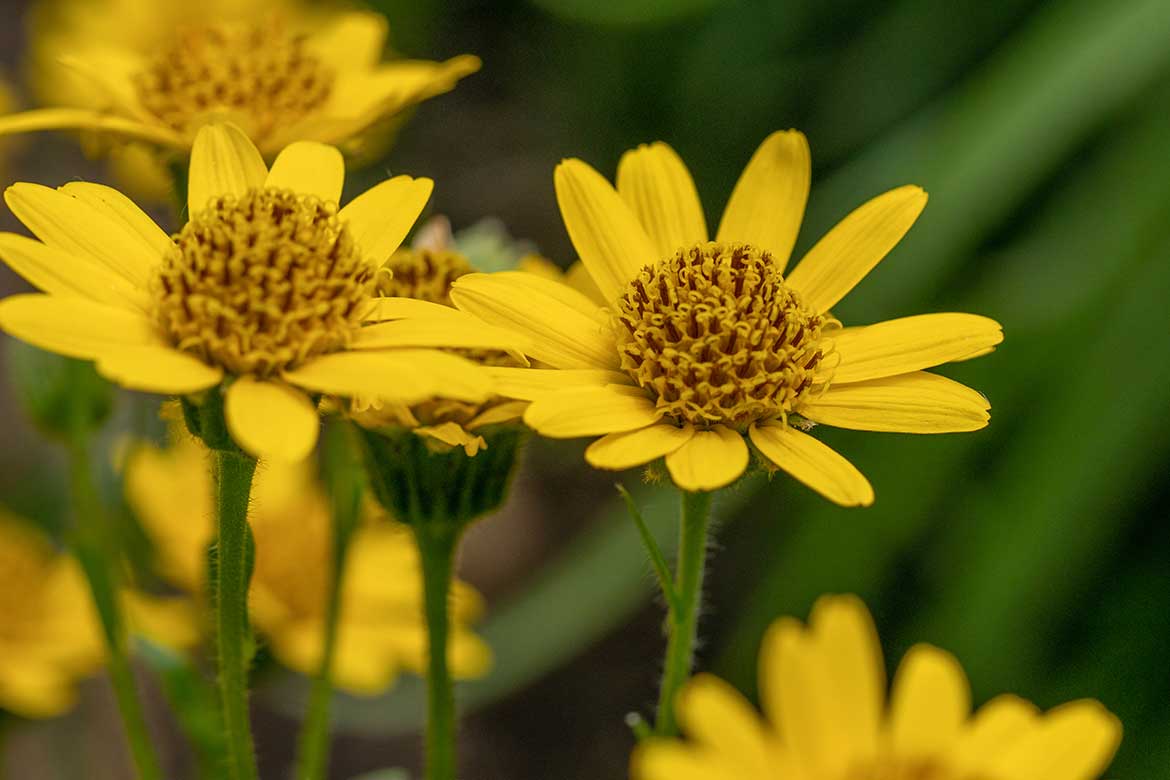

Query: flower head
[[10, 0, 478, 160], [0, 123, 499, 461], [124, 432, 492, 693], [450, 131, 1002, 501], [634, 595, 1121, 780]]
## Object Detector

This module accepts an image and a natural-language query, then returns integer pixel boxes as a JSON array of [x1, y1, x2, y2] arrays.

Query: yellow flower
[[633, 595, 1121, 780], [0, 122, 504, 462], [124, 433, 492, 694], [450, 131, 1002, 501], [10, 0, 479, 159]]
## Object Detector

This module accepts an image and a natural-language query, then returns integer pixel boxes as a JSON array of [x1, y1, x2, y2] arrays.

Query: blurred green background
[[2, 0, 1170, 778]]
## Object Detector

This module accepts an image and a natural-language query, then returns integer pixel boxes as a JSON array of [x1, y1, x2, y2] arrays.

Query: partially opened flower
[[451, 131, 1002, 502], [633, 595, 1121, 780], [124, 433, 492, 693], [8, 0, 479, 163], [0, 122, 499, 461]]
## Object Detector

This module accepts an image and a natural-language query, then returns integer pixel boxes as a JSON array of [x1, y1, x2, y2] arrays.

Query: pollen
[[154, 188, 373, 377], [133, 20, 334, 141], [615, 242, 833, 428], [376, 248, 474, 305]]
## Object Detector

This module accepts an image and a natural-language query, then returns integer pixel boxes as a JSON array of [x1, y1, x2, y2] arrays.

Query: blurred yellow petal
[[187, 123, 267, 217], [0, 293, 156, 360], [749, 422, 873, 506], [122, 592, 202, 651], [284, 349, 491, 404], [264, 142, 344, 203], [524, 386, 660, 437], [617, 142, 708, 257], [305, 11, 388, 70], [664, 425, 749, 492], [632, 742, 742, 780], [487, 367, 629, 401], [0, 108, 185, 148], [585, 422, 695, 470], [96, 345, 224, 394], [889, 644, 971, 757], [953, 695, 1040, 773], [827, 313, 1004, 383], [716, 130, 810, 268], [800, 372, 990, 433], [989, 700, 1121, 780], [339, 176, 433, 265], [676, 674, 771, 771], [467, 401, 529, 429], [555, 158, 657, 301], [225, 378, 319, 462], [415, 422, 486, 456], [0, 232, 146, 309], [786, 185, 927, 314]]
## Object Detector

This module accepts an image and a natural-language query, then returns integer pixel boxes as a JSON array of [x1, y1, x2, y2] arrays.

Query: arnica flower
[[450, 131, 1003, 501], [8, 0, 479, 161], [124, 433, 492, 694], [0, 122, 503, 462], [633, 595, 1121, 780]]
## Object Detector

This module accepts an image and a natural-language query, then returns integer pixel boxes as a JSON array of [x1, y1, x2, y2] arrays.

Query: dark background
[[2, 0, 1170, 778]]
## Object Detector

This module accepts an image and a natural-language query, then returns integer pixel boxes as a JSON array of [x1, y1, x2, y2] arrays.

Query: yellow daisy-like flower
[[450, 131, 1002, 501], [0, 122, 503, 462], [634, 595, 1121, 780], [124, 433, 492, 694], [9, 0, 479, 159]]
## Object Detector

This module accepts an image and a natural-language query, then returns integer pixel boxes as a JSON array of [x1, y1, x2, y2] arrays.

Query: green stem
[[67, 432, 162, 780], [414, 523, 459, 780], [653, 490, 713, 737], [212, 449, 259, 780]]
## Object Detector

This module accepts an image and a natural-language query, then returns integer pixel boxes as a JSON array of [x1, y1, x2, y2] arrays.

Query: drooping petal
[[749, 422, 873, 506], [616, 142, 708, 257], [339, 176, 433, 265], [264, 142, 345, 204], [225, 378, 319, 462], [554, 158, 657, 302], [95, 346, 223, 394], [800, 372, 990, 433], [415, 422, 486, 456], [716, 130, 811, 269], [786, 185, 928, 314], [523, 385, 660, 437], [353, 314, 532, 365], [58, 182, 172, 259], [585, 422, 694, 470], [0, 108, 185, 148], [0, 293, 157, 360], [0, 232, 147, 310], [450, 272, 619, 370], [825, 313, 1003, 384], [187, 123, 267, 217], [487, 366, 630, 401], [664, 425, 750, 492], [284, 349, 491, 404], [889, 644, 971, 757]]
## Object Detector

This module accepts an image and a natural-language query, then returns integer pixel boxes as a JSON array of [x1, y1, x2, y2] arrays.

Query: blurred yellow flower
[[10, 0, 478, 161], [450, 131, 1002, 501], [633, 595, 1120, 780], [124, 433, 492, 694], [0, 123, 508, 462]]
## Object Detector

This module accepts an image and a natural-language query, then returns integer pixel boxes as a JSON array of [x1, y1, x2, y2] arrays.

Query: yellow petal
[[450, 272, 619, 370], [284, 349, 491, 404], [826, 313, 1003, 383], [225, 378, 319, 462], [585, 422, 695, 470], [523, 386, 660, 437], [0, 232, 147, 310], [676, 674, 771, 771], [5, 183, 160, 286], [749, 422, 873, 506], [415, 422, 486, 456], [362, 296, 468, 322], [353, 314, 532, 365], [58, 182, 172, 259], [187, 123, 267, 217], [716, 130, 810, 268], [467, 400, 529, 429], [953, 695, 1040, 773], [305, 11, 388, 70], [554, 158, 657, 301], [487, 366, 629, 401], [96, 346, 224, 394], [889, 644, 971, 757], [632, 742, 741, 780], [800, 371, 990, 433], [786, 185, 928, 314], [339, 176, 433, 265], [264, 142, 345, 203], [0, 108, 185, 148], [616, 142, 708, 257], [990, 700, 1121, 780], [0, 293, 157, 360], [664, 425, 749, 492]]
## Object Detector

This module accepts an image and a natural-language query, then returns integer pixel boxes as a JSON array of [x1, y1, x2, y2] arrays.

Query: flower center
[[615, 241, 831, 427], [376, 248, 475, 306], [155, 188, 372, 377], [133, 20, 334, 141]]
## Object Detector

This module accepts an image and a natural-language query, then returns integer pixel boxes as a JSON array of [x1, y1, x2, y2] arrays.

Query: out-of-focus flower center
[[377, 248, 474, 306], [154, 188, 372, 376], [133, 21, 334, 141], [615, 241, 831, 427]]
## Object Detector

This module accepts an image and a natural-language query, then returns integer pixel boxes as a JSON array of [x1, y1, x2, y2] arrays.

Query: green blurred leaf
[[528, 0, 725, 27]]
